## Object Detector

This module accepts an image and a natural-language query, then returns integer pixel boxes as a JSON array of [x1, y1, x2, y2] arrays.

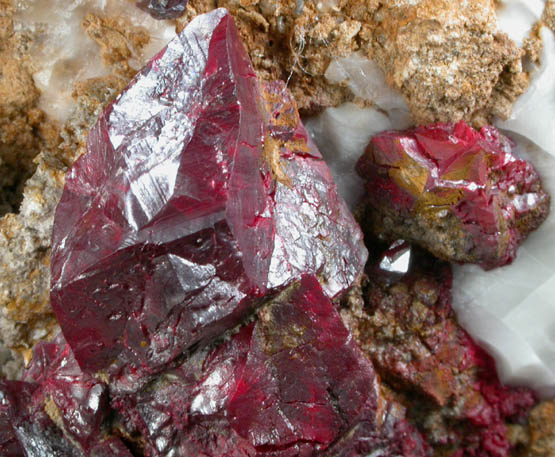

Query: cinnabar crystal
[[136, 0, 188, 19], [0, 335, 132, 457], [50, 9, 366, 392], [112, 275, 429, 457], [356, 122, 549, 270]]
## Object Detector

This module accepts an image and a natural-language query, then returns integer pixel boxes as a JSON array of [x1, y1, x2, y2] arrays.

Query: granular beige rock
[[177, 0, 529, 125]]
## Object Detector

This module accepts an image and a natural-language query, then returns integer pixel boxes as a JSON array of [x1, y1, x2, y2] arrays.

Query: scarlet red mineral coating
[[356, 121, 549, 270], [50, 8, 366, 392], [347, 242, 537, 457], [112, 275, 429, 457]]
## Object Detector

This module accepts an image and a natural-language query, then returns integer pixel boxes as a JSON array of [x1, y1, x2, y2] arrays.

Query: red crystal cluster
[[136, 0, 188, 19], [113, 275, 429, 457], [343, 243, 537, 457], [356, 122, 549, 269], [50, 9, 366, 392], [5, 7, 546, 457], [0, 335, 131, 457]]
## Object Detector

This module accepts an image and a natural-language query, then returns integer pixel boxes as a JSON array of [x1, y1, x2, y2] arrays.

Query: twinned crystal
[[356, 121, 549, 270], [50, 8, 366, 391], [113, 275, 429, 457]]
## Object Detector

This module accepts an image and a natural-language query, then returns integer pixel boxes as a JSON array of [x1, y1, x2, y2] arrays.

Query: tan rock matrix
[[181, 0, 528, 125]]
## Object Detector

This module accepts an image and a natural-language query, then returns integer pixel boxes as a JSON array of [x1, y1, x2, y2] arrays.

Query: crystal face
[[136, 0, 189, 19], [50, 8, 367, 391], [22, 334, 109, 452], [112, 275, 429, 457], [0, 334, 132, 457], [345, 243, 537, 457], [356, 121, 550, 270]]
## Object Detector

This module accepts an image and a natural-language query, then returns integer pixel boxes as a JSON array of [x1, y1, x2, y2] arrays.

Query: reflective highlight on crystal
[[136, 0, 189, 19], [112, 276, 429, 457], [0, 335, 132, 457], [50, 9, 366, 391], [356, 121, 550, 270]]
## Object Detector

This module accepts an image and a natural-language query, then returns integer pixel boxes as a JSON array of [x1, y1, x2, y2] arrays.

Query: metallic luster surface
[[113, 276, 428, 457], [136, 0, 189, 19], [50, 9, 367, 392]]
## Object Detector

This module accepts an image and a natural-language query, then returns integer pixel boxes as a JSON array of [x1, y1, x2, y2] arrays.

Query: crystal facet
[[50, 9, 366, 391], [113, 275, 428, 457], [22, 334, 110, 452], [136, 0, 189, 19], [356, 121, 550, 270], [0, 334, 132, 457]]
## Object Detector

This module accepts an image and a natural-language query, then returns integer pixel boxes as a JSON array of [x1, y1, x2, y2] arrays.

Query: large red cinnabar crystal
[[50, 9, 367, 391]]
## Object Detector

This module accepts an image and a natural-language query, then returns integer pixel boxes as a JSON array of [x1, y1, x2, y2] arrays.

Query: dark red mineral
[[342, 242, 538, 457], [0, 335, 132, 457], [22, 334, 110, 453], [113, 275, 429, 457], [50, 9, 366, 391], [136, 0, 188, 19], [356, 121, 550, 270]]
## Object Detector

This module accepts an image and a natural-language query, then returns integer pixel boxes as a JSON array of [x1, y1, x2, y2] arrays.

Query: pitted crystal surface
[[50, 9, 367, 391], [356, 121, 549, 270]]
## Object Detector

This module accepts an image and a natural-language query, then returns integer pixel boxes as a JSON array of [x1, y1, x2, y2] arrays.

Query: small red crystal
[[356, 121, 550, 269], [0, 334, 133, 456], [113, 275, 428, 457], [50, 9, 366, 392], [23, 334, 110, 452]]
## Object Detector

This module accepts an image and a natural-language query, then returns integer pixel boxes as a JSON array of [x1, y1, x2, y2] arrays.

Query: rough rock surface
[[341, 242, 538, 457], [0, 0, 63, 366], [50, 9, 366, 391], [113, 275, 429, 457], [356, 121, 550, 269], [174, 0, 526, 125], [542, 0, 555, 35], [522, 399, 555, 457]]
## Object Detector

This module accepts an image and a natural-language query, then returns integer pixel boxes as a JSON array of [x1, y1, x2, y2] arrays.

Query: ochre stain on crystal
[[356, 121, 550, 269]]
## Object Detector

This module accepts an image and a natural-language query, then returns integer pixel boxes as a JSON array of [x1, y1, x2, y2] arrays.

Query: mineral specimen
[[136, 0, 189, 20], [50, 8, 366, 392], [22, 334, 109, 452], [113, 275, 429, 457], [342, 242, 538, 457], [356, 121, 549, 270], [0, 334, 132, 457]]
